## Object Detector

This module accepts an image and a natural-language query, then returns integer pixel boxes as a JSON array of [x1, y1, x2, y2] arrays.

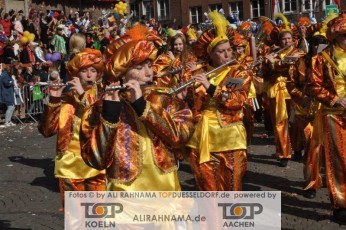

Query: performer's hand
[[124, 80, 142, 103], [265, 53, 276, 64], [68, 77, 84, 96], [167, 51, 175, 61], [104, 82, 121, 102], [336, 97, 346, 109], [176, 88, 187, 100], [193, 74, 210, 89], [185, 62, 197, 71]]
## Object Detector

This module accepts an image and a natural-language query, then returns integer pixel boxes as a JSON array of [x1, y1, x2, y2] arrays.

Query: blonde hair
[[69, 33, 86, 55], [49, 70, 60, 81]]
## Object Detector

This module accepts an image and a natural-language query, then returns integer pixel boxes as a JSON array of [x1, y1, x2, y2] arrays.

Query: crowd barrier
[[0, 84, 49, 124]]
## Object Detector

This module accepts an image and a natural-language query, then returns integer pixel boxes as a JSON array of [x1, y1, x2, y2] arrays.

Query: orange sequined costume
[[187, 11, 250, 191], [38, 50, 106, 206], [80, 26, 194, 191], [307, 45, 346, 210]]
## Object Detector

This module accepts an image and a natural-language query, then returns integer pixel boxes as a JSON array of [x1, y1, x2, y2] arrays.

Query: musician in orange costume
[[232, 32, 257, 142], [38, 49, 106, 208], [80, 25, 194, 191], [262, 13, 305, 167], [153, 33, 197, 87], [306, 13, 346, 224], [186, 11, 251, 191]]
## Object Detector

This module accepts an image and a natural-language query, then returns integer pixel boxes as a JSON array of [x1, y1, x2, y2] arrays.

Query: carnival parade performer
[[262, 13, 305, 167], [38, 48, 106, 208], [307, 13, 346, 223], [186, 11, 251, 191], [80, 25, 194, 191]]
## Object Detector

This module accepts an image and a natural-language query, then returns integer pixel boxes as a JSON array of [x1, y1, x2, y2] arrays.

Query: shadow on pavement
[[0, 220, 30, 230], [8, 156, 59, 193]]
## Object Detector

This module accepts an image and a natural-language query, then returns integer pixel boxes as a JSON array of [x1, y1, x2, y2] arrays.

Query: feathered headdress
[[104, 25, 162, 83], [269, 13, 293, 45], [232, 32, 248, 47], [195, 11, 234, 59], [274, 13, 291, 33], [186, 28, 197, 40], [297, 17, 311, 27], [206, 10, 230, 54], [314, 12, 338, 38]]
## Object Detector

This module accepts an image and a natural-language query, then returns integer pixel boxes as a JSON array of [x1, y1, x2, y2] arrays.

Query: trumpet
[[168, 59, 237, 95], [104, 81, 157, 92]]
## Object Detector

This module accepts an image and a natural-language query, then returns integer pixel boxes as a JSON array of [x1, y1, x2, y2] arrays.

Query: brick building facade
[[0, 1, 345, 27]]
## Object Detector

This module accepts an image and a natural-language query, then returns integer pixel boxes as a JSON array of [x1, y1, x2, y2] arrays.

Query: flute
[[158, 60, 206, 78], [104, 81, 157, 92], [40, 80, 102, 87], [167, 59, 237, 95]]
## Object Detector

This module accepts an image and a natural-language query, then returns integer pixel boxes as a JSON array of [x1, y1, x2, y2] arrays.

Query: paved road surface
[[0, 122, 344, 229]]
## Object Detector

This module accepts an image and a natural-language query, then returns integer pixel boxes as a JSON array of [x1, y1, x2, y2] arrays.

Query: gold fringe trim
[[100, 115, 119, 128], [330, 96, 339, 107], [47, 101, 61, 107], [139, 101, 151, 120]]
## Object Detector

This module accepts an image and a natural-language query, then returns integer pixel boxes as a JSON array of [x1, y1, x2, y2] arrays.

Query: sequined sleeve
[[286, 57, 310, 105], [307, 53, 339, 107], [215, 69, 251, 111], [140, 93, 194, 149], [80, 101, 117, 170], [37, 98, 61, 137]]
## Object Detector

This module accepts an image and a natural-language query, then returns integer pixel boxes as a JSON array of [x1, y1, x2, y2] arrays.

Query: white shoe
[[5, 122, 15, 127]]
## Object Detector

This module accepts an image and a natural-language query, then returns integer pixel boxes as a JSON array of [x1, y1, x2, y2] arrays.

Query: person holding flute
[[262, 13, 305, 167], [80, 25, 194, 191], [185, 11, 251, 191], [38, 48, 106, 210], [153, 33, 197, 87], [232, 32, 258, 143]]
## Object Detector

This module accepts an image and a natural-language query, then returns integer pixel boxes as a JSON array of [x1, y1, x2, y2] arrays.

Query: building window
[[283, 0, 298, 13], [209, 4, 223, 12], [158, 0, 169, 20], [190, 6, 202, 24], [142, 0, 154, 19], [130, 3, 140, 21], [229, 2, 244, 21], [252, 0, 265, 19], [302, 0, 320, 13]]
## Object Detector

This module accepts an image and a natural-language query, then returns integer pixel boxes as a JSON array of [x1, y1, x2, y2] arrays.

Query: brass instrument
[[168, 59, 237, 95]]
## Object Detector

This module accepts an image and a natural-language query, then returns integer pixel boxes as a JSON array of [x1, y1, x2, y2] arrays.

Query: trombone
[[168, 59, 237, 95]]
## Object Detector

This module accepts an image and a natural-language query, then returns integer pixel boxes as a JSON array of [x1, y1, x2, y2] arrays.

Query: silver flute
[[104, 81, 157, 92], [40, 80, 102, 87], [167, 59, 237, 95]]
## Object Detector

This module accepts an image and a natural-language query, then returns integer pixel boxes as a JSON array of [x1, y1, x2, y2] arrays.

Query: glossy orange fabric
[[67, 49, 104, 80], [269, 98, 292, 159], [59, 174, 106, 207], [189, 148, 247, 191], [323, 115, 346, 209], [81, 91, 194, 184]]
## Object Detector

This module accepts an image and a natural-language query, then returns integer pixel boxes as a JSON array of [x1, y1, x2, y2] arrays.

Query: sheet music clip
[[225, 78, 245, 89]]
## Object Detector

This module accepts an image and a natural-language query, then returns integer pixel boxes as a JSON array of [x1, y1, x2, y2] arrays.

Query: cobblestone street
[[0, 122, 344, 229]]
